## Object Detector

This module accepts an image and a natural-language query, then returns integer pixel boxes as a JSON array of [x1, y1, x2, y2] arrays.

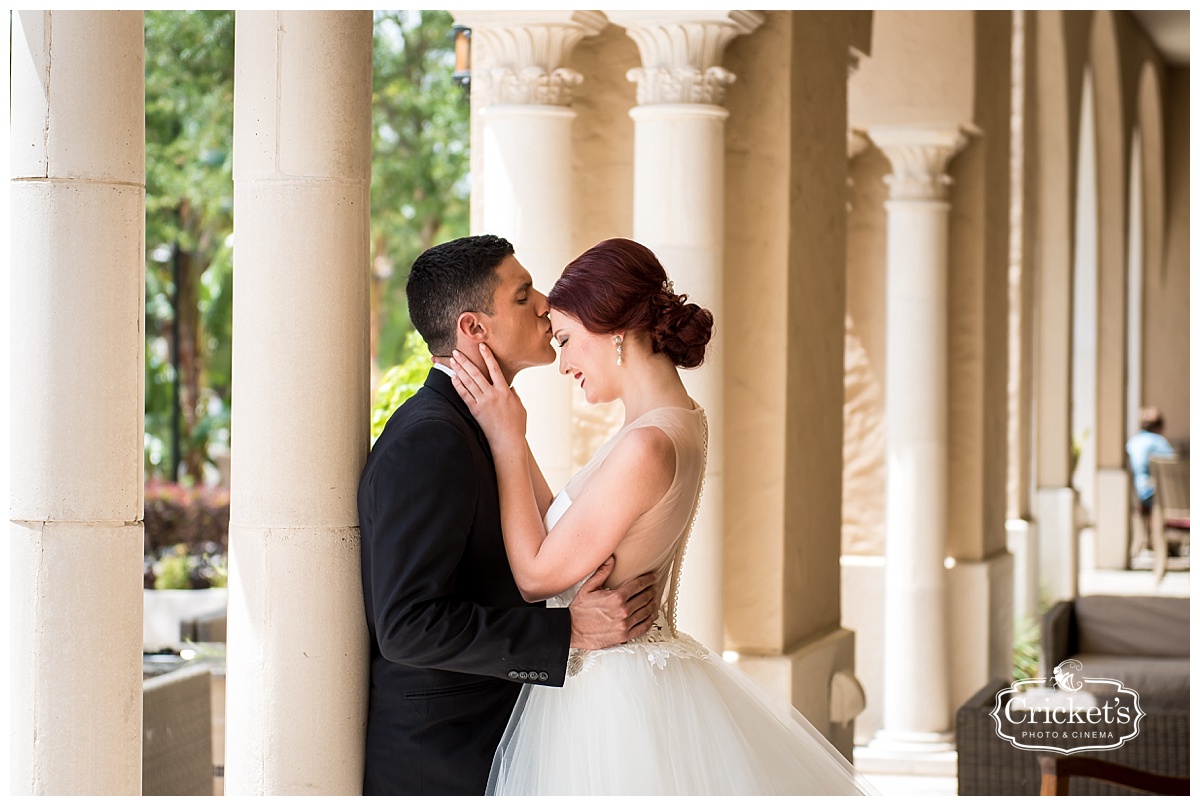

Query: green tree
[[371, 331, 434, 443], [142, 11, 469, 481], [370, 10, 471, 371], [144, 10, 235, 483]]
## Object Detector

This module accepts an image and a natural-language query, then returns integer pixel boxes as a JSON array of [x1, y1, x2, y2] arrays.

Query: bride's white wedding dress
[[486, 404, 877, 795]]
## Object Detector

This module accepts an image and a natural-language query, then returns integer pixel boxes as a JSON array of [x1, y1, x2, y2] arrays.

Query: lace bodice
[[544, 404, 710, 675]]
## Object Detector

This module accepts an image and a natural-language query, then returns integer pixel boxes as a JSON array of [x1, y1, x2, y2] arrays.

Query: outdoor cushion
[[1074, 653, 1191, 710], [1075, 596, 1190, 657]]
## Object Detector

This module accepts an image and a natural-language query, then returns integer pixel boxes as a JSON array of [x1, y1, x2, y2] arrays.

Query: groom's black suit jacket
[[358, 369, 572, 795]]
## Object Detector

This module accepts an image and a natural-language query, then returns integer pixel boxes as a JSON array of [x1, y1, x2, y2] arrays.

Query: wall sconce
[[452, 25, 471, 92]]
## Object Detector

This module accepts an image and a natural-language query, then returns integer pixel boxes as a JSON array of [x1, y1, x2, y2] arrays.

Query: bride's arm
[[453, 346, 673, 601], [526, 440, 554, 518], [514, 429, 672, 600]]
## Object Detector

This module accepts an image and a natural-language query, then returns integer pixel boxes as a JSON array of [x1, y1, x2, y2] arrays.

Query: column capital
[[609, 11, 764, 106], [452, 10, 607, 107], [868, 125, 974, 202]]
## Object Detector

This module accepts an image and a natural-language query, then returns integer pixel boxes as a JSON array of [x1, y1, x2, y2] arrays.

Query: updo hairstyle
[[548, 238, 713, 369]]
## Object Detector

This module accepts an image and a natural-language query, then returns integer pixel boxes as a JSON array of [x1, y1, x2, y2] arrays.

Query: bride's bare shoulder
[[608, 426, 676, 486]]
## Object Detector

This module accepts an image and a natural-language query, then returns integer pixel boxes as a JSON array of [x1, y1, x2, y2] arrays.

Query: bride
[[450, 237, 876, 796]]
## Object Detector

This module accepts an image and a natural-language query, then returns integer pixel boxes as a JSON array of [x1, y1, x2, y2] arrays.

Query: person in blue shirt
[[1126, 406, 1176, 517]]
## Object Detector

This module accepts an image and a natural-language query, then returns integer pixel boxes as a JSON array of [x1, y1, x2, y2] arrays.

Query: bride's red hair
[[548, 238, 713, 369]]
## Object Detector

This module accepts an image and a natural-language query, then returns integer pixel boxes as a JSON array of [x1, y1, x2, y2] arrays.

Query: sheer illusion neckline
[[618, 399, 703, 430]]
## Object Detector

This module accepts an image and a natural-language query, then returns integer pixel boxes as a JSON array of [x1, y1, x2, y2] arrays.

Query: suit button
[[538, 672, 549, 681], [508, 671, 519, 679]]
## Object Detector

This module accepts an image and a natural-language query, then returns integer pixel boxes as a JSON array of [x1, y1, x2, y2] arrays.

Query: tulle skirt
[[486, 631, 877, 795]]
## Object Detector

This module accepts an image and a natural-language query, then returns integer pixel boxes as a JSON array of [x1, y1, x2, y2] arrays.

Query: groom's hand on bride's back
[[567, 557, 659, 650]]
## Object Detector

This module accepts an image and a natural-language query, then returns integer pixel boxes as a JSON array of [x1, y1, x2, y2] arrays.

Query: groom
[[358, 235, 659, 795]]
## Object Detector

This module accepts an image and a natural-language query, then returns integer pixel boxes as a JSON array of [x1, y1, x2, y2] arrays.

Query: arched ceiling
[[1130, 10, 1189, 65]]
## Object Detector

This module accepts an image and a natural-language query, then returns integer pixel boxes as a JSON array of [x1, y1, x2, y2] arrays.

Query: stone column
[[225, 11, 372, 794], [1007, 8, 1041, 623], [453, 10, 606, 491], [869, 124, 968, 750], [1033, 12, 1078, 605], [610, 9, 763, 651], [10, 10, 145, 795]]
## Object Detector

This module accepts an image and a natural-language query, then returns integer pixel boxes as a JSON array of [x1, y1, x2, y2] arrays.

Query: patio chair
[[1127, 466, 1152, 566], [1148, 456, 1189, 580], [1038, 755, 1189, 796], [143, 664, 214, 795]]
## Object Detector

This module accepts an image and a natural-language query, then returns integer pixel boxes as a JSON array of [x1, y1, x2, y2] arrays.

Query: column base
[[1036, 486, 1078, 603], [1006, 518, 1039, 625], [946, 550, 1014, 711], [856, 731, 958, 777], [841, 554, 886, 746], [1094, 468, 1131, 570], [869, 729, 956, 753]]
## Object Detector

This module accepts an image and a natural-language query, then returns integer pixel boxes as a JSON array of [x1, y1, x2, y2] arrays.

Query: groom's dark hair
[[406, 235, 515, 356]]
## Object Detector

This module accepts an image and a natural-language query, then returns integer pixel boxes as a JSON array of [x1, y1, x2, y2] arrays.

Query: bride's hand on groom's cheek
[[451, 344, 527, 443]]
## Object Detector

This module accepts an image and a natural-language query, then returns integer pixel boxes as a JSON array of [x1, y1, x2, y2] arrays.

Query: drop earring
[[615, 335, 624, 366]]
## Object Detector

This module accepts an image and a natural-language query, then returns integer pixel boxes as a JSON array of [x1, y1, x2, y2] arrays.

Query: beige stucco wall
[[722, 10, 794, 650], [1144, 65, 1190, 443], [565, 23, 638, 463], [568, 24, 636, 253], [1031, 10, 1182, 484], [1032, 10, 1091, 489], [946, 9, 1012, 562], [848, 10, 976, 128], [842, 9, 1018, 737], [1090, 11, 1130, 471], [843, 11, 1013, 561], [1008, 9, 1037, 521], [842, 148, 889, 556], [724, 10, 863, 654]]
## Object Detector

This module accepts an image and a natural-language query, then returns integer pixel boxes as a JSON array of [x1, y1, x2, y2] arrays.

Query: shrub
[[145, 481, 230, 555], [144, 481, 230, 589], [1012, 614, 1040, 681], [371, 330, 433, 443], [151, 543, 228, 590]]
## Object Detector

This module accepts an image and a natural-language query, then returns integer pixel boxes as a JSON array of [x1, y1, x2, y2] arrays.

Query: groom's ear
[[456, 311, 488, 344]]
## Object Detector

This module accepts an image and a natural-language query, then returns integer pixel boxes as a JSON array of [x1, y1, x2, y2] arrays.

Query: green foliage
[[144, 10, 235, 481], [142, 10, 470, 475], [144, 481, 231, 555], [1012, 614, 1040, 681], [152, 543, 228, 590], [370, 10, 470, 368], [372, 330, 435, 443], [153, 547, 193, 590]]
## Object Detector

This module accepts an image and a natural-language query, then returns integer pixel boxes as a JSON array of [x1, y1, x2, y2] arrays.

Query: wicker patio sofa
[[956, 679, 1190, 795], [143, 664, 214, 796], [1041, 595, 1189, 709]]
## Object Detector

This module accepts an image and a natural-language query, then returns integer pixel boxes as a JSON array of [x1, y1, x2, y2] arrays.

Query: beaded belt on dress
[[565, 611, 710, 677]]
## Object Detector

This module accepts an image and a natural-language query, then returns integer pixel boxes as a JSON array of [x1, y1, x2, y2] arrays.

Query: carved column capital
[[452, 10, 607, 107], [609, 11, 764, 106], [868, 125, 972, 202]]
